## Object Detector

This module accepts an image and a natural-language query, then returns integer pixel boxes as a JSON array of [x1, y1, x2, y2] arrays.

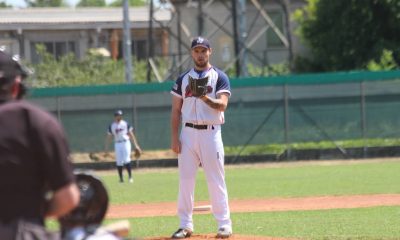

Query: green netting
[[27, 70, 400, 153]]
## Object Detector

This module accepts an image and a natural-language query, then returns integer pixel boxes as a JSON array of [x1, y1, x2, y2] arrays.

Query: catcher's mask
[[59, 171, 109, 230]]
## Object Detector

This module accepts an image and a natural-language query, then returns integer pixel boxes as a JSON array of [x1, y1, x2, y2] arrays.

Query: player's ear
[[11, 76, 22, 99]]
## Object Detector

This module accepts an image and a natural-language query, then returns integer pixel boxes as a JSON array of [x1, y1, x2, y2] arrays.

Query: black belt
[[185, 123, 209, 130], [116, 139, 127, 143]]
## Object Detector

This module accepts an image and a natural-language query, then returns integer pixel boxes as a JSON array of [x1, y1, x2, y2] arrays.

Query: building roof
[[0, 7, 171, 30]]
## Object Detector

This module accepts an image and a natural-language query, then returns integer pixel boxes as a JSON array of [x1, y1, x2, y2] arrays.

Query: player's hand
[[171, 138, 181, 154], [133, 147, 142, 159]]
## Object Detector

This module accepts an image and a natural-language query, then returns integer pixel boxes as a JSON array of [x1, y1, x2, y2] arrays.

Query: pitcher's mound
[[145, 234, 291, 239]]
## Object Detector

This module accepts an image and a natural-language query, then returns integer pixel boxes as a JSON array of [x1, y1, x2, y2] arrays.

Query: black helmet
[[59, 171, 109, 230], [0, 48, 31, 99], [0, 48, 29, 83], [114, 110, 123, 116]]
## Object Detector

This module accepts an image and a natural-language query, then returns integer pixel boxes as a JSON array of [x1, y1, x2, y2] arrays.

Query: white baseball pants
[[114, 140, 131, 166], [177, 124, 232, 231]]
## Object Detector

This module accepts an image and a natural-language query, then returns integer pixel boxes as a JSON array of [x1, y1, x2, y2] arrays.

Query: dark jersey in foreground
[[0, 100, 75, 223]]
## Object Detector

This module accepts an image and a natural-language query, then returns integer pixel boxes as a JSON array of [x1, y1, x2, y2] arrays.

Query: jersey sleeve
[[170, 72, 186, 98], [216, 69, 231, 97], [128, 123, 134, 132]]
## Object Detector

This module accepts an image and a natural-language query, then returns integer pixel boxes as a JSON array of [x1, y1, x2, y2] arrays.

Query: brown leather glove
[[189, 76, 209, 97]]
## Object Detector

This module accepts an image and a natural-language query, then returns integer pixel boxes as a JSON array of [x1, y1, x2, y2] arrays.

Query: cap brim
[[192, 45, 210, 49]]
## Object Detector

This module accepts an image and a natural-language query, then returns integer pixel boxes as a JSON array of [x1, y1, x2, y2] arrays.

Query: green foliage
[[247, 62, 290, 76], [24, 0, 65, 7], [0, 1, 12, 7], [29, 44, 163, 87], [226, 63, 290, 78], [76, 0, 106, 7], [224, 138, 400, 156], [293, 0, 400, 72], [367, 49, 399, 71], [108, 0, 146, 7]]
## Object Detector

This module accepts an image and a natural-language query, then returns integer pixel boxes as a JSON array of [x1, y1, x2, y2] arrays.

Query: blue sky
[[4, 0, 114, 7]]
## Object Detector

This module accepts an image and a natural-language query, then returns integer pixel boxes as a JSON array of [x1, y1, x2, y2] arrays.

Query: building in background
[[0, 7, 171, 63], [0, 0, 308, 80]]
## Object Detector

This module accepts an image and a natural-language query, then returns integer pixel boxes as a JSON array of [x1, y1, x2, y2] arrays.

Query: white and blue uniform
[[107, 120, 132, 166], [171, 66, 232, 232]]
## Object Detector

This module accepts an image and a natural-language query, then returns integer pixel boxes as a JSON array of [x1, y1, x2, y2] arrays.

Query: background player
[[170, 36, 232, 238], [105, 110, 142, 183]]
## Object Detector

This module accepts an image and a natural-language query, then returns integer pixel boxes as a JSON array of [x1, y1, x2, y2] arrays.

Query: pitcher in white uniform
[[105, 110, 142, 183], [170, 37, 232, 239]]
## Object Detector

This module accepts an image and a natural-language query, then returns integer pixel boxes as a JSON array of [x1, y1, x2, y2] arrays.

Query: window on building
[[117, 39, 148, 61], [30, 41, 76, 63], [266, 11, 285, 48]]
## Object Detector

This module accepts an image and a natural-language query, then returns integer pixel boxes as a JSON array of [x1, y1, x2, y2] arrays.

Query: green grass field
[[70, 159, 400, 239]]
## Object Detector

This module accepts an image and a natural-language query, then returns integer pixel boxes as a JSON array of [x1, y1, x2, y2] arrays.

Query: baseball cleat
[[129, 178, 133, 183], [216, 227, 232, 238], [171, 228, 192, 239]]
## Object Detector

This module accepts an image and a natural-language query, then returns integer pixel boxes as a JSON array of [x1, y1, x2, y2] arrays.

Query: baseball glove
[[89, 152, 112, 162], [133, 148, 141, 159], [189, 76, 209, 97]]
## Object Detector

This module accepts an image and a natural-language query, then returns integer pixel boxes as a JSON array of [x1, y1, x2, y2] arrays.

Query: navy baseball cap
[[191, 36, 211, 49], [0, 49, 28, 84], [114, 110, 123, 116]]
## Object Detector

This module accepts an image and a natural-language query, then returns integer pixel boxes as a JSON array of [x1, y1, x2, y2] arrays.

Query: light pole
[[122, 0, 133, 83]]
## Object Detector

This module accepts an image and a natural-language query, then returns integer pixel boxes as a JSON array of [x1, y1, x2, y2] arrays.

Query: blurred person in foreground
[[0, 49, 80, 239]]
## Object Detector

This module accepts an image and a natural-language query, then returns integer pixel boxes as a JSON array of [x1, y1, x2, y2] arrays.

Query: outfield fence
[[28, 70, 400, 159]]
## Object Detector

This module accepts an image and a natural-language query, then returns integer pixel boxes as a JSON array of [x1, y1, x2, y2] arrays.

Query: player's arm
[[45, 182, 80, 219], [128, 130, 141, 151], [171, 96, 183, 154], [199, 92, 229, 111], [104, 133, 113, 153]]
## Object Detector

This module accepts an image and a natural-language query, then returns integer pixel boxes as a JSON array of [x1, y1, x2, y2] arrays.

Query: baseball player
[[170, 36, 232, 238], [105, 110, 142, 183]]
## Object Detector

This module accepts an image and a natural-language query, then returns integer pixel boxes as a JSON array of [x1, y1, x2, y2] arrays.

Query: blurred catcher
[[59, 171, 130, 240]]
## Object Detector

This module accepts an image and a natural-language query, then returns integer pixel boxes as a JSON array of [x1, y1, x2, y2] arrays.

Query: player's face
[[191, 47, 212, 69], [114, 115, 122, 122]]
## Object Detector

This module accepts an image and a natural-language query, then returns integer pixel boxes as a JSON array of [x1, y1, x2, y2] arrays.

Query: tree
[[0, 1, 12, 7], [108, 0, 146, 7], [24, 0, 64, 7], [293, 0, 400, 72], [77, 0, 106, 7]]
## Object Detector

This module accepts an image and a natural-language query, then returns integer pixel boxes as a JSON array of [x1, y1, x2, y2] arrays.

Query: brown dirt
[[72, 150, 177, 163], [145, 234, 292, 240], [107, 194, 400, 219]]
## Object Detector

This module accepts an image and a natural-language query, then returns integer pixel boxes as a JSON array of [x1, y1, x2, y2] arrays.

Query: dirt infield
[[107, 194, 400, 219], [106, 194, 400, 240]]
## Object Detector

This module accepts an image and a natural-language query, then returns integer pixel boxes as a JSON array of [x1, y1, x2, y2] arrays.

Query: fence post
[[132, 94, 139, 168], [283, 84, 290, 159], [56, 96, 61, 122], [360, 81, 367, 158]]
